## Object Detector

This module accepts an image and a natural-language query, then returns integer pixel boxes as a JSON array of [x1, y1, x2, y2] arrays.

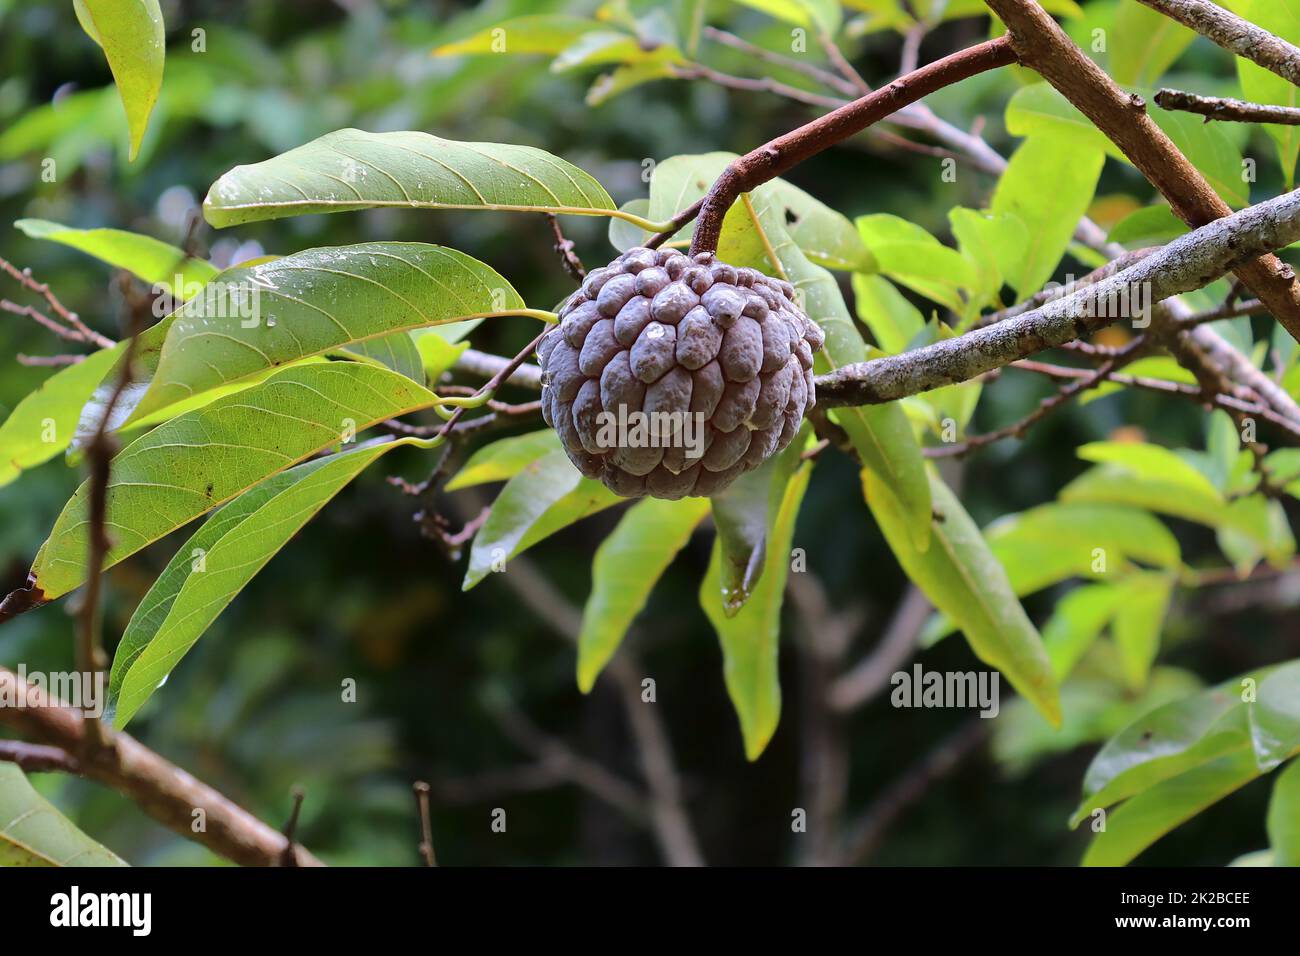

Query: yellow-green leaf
[[74, 0, 165, 161]]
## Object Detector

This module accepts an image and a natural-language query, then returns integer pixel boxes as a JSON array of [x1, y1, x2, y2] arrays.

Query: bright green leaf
[[0, 764, 126, 866], [15, 218, 216, 291], [577, 497, 709, 691], [74, 0, 165, 160], [203, 129, 618, 228]]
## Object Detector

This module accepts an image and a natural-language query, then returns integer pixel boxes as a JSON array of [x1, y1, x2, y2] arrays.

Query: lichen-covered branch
[[816, 188, 1300, 406]]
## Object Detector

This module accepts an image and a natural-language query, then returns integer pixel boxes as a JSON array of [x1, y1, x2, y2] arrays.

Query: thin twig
[[0, 739, 83, 774], [413, 781, 437, 866], [0, 256, 115, 348], [16, 352, 84, 367], [278, 786, 305, 867], [704, 26, 858, 95], [546, 213, 586, 282], [1155, 88, 1300, 126], [1136, 0, 1300, 87]]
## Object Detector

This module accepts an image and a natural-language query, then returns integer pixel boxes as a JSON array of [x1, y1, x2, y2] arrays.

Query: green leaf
[[765, 180, 875, 272], [1042, 582, 1125, 679], [701, 450, 812, 760], [0, 345, 124, 488], [991, 132, 1104, 299], [585, 49, 682, 105], [1074, 661, 1300, 827], [117, 242, 524, 426], [1267, 758, 1300, 865], [709, 463, 782, 616], [732, 0, 842, 33], [463, 450, 621, 590], [74, 0, 164, 160], [203, 129, 618, 228], [107, 440, 405, 727], [865, 469, 1061, 725], [948, 207, 1030, 312], [414, 331, 469, 381], [28, 362, 438, 602], [1233, 1, 1300, 188], [1151, 109, 1249, 207], [1111, 571, 1175, 690], [15, 219, 217, 290], [446, 429, 564, 490], [577, 497, 709, 691], [339, 331, 426, 385], [0, 764, 126, 866], [1105, 205, 1186, 247], [1110, 2, 1194, 86], [851, 274, 925, 354], [432, 15, 605, 57], [1082, 749, 1262, 866], [856, 214, 976, 314], [551, 31, 672, 72]]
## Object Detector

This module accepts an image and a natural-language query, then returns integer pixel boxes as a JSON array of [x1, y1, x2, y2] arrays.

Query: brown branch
[[412, 781, 437, 866], [1155, 88, 1300, 126], [687, 36, 1018, 255], [545, 213, 586, 282], [1136, 0, 1300, 87], [985, 0, 1300, 343], [703, 26, 858, 96], [16, 352, 84, 367], [669, 62, 846, 110], [927, 337, 1148, 458], [0, 257, 115, 348], [0, 739, 82, 773], [0, 666, 323, 866]]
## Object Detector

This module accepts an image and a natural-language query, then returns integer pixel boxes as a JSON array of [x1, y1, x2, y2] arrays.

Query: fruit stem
[[674, 35, 1018, 256]]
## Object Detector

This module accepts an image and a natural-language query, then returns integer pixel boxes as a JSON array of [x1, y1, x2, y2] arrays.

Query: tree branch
[[686, 36, 1018, 255], [817, 188, 1300, 406], [0, 666, 323, 866], [1136, 0, 1300, 87], [1155, 88, 1300, 125], [986, 0, 1300, 343]]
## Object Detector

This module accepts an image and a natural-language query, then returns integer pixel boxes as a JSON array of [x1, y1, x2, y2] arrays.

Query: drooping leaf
[[463, 450, 621, 590], [865, 469, 1061, 726], [1267, 758, 1300, 865], [15, 218, 217, 291], [113, 243, 523, 427], [577, 497, 709, 691], [446, 430, 563, 490], [0, 765, 126, 866], [1111, 571, 1175, 690], [991, 132, 1104, 299], [203, 129, 618, 228], [1074, 661, 1300, 827], [25, 362, 438, 603], [0, 344, 124, 488], [701, 449, 812, 760], [1082, 749, 1262, 866], [108, 439, 409, 727], [709, 462, 783, 616], [74, 0, 165, 160]]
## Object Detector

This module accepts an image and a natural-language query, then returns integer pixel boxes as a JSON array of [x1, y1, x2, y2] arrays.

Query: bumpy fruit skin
[[537, 247, 825, 499]]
